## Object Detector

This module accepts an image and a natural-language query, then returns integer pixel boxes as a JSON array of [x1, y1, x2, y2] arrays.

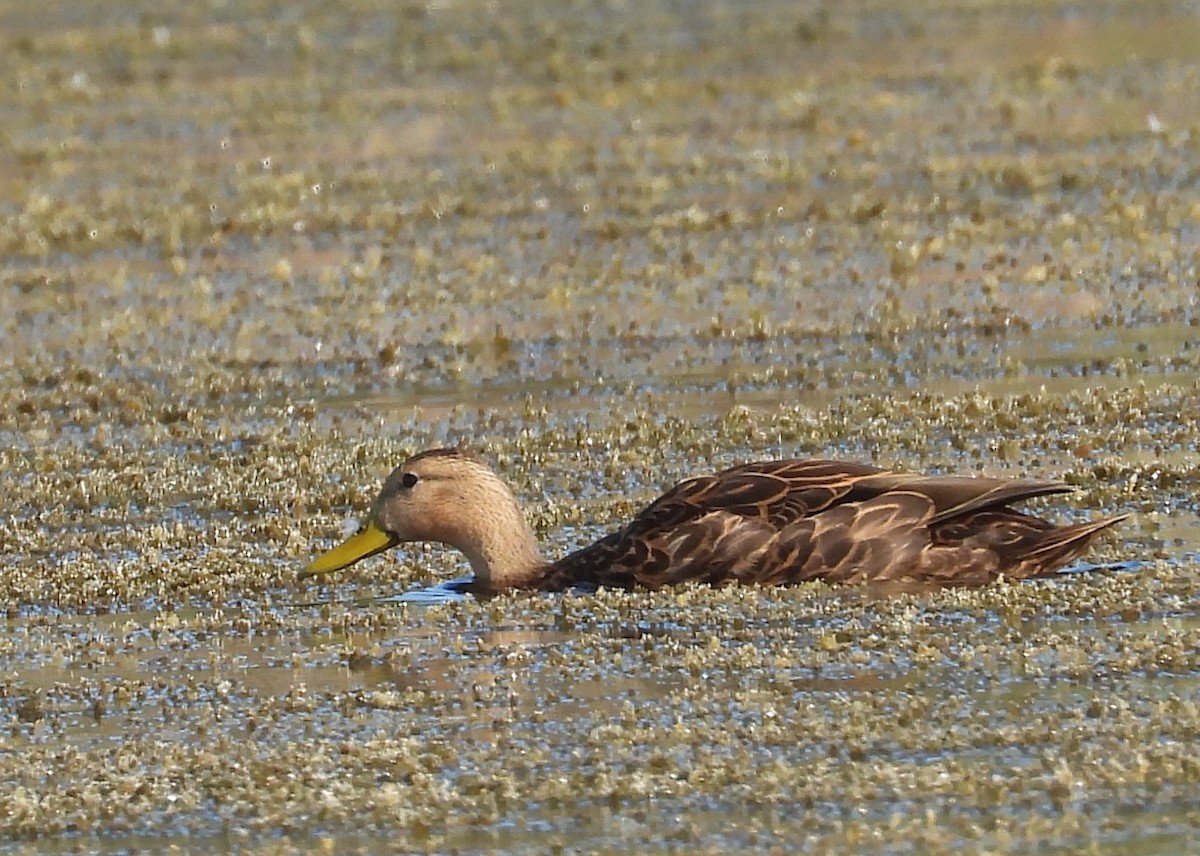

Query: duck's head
[[303, 448, 543, 588]]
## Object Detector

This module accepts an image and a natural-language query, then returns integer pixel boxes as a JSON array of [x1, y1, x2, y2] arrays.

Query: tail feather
[[1026, 513, 1128, 567]]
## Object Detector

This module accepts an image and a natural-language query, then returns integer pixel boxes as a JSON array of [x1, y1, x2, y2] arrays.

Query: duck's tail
[[1025, 513, 1129, 575]]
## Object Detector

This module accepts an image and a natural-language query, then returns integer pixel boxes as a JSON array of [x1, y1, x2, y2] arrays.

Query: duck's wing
[[540, 460, 1097, 590], [539, 459, 880, 589]]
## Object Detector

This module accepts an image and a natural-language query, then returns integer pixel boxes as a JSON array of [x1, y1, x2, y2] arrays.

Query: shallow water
[[3, 0, 1200, 852], [5, 562, 1200, 853]]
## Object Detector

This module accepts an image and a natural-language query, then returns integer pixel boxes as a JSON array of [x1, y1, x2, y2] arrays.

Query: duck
[[302, 447, 1126, 593]]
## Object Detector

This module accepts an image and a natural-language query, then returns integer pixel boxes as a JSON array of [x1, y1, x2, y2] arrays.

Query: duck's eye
[[400, 472, 418, 489]]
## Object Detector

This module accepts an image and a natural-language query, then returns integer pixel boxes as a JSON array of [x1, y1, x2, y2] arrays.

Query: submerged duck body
[[305, 448, 1126, 593]]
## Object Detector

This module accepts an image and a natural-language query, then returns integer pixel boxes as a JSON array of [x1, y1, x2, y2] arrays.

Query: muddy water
[[4, 0, 1200, 852]]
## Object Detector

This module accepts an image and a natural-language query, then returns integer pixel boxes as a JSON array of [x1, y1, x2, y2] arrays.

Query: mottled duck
[[302, 448, 1126, 593]]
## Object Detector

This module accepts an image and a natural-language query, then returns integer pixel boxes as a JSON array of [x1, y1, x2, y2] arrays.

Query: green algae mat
[[3, 0, 1200, 852]]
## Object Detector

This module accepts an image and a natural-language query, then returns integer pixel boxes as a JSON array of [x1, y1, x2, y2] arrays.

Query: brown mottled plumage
[[303, 448, 1126, 593]]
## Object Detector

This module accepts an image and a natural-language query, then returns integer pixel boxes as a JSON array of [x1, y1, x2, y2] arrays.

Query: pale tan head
[[305, 448, 546, 589]]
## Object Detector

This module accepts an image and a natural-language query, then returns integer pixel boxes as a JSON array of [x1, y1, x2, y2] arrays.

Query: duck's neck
[[462, 522, 548, 590], [453, 480, 550, 590]]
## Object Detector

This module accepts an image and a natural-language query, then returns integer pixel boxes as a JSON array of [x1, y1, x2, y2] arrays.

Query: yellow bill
[[302, 518, 398, 578]]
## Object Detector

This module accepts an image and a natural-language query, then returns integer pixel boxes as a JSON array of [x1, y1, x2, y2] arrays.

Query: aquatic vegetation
[[2, 0, 1199, 851]]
